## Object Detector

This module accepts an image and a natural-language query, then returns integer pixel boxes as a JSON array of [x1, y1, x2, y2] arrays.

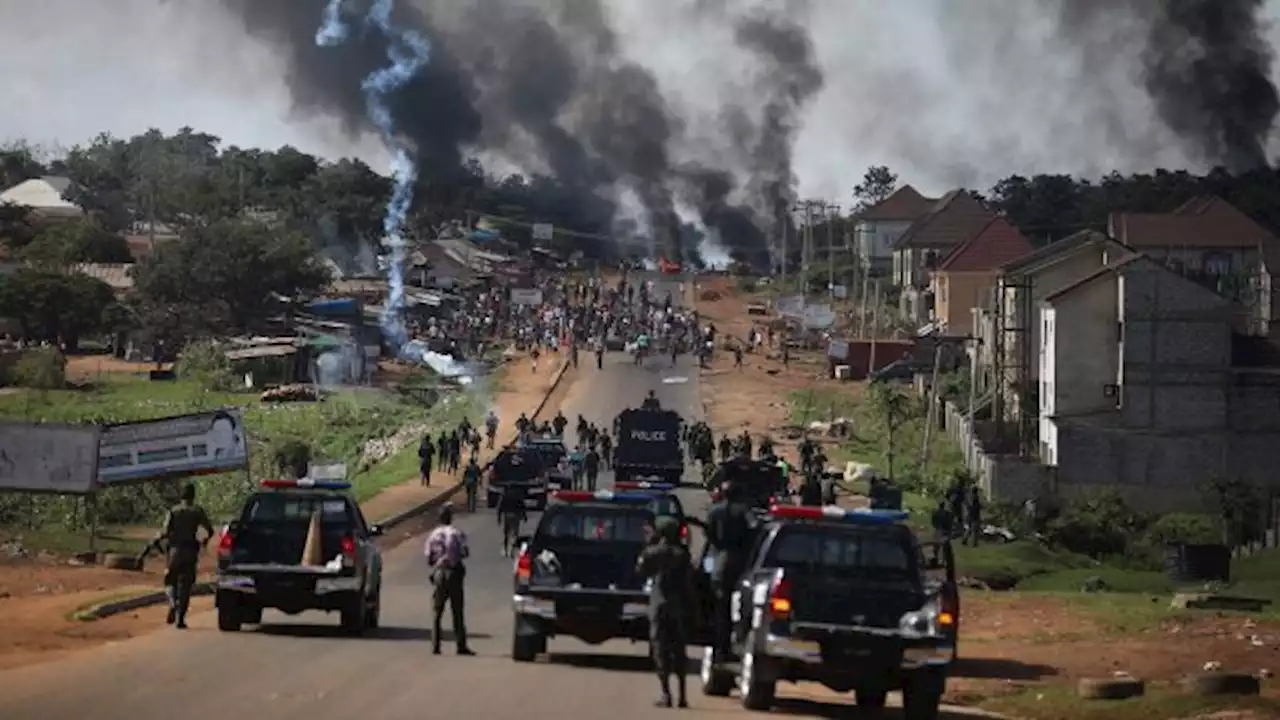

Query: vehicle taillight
[[768, 574, 793, 619], [515, 549, 532, 583], [680, 524, 688, 540], [339, 536, 356, 558], [217, 529, 234, 556]]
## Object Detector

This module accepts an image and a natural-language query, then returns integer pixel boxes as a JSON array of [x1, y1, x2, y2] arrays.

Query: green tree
[[131, 218, 331, 340], [0, 269, 115, 351], [866, 382, 914, 482], [852, 165, 898, 214], [18, 218, 132, 268]]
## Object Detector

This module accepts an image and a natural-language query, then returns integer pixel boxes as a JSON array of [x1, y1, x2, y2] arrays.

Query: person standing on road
[[156, 483, 215, 629], [498, 484, 528, 557], [462, 457, 482, 512], [637, 515, 695, 709], [704, 479, 752, 662], [418, 436, 435, 486], [583, 446, 601, 492], [485, 410, 499, 449], [424, 504, 474, 656]]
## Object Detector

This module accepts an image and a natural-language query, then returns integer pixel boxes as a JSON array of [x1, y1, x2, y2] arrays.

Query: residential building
[[930, 217, 1032, 337], [892, 190, 996, 327], [1109, 196, 1280, 335], [0, 176, 84, 220], [1037, 254, 1280, 512], [74, 263, 135, 295], [852, 185, 936, 275], [124, 221, 181, 261], [974, 230, 1131, 423]]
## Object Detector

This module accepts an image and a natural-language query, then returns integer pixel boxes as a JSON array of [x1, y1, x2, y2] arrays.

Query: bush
[[1045, 490, 1144, 559], [177, 340, 236, 391], [10, 347, 66, 389], [736, 277, 758, 293], [271, 439, 312, 479]]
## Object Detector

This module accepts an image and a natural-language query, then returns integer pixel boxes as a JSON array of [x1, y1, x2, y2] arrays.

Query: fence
[[941, 399, 1052, 504]]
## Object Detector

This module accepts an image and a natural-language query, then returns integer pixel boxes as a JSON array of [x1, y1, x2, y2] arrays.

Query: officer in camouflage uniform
[[636, 515, 695, 708], [156, 483, 215, 629], [704, 476, 753, 661]]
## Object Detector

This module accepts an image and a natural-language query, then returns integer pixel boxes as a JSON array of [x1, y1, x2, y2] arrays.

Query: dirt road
[[0, 277, 999, 720]]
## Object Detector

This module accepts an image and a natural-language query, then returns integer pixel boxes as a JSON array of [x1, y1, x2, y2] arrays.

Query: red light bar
[[552, 490, 596, 502], [769, 505, 909, 525]]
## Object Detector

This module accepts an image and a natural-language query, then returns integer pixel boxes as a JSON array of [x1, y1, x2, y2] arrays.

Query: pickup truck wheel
[[738, 648, 776, 711], [217, 606, 242, 632], [901, 680, 943, 720], [341, 598, 368, 635], [364, 591, 381, 630], [512, 632, 542, 662], [855, 689, 888, 708], [699, 646, 734, 697], [242, 607, 263, 626]]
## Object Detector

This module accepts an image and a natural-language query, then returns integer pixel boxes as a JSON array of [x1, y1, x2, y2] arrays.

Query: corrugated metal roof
[[74, 263, 135, 290]]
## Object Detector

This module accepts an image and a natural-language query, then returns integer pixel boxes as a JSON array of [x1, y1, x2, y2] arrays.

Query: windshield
[[765, 525, 916, 576], [649, 494, 683, 518], [539, 507, 654, 543], [244, 494, 356, 527]]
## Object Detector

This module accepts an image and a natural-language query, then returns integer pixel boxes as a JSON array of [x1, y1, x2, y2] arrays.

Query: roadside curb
[[372, 355, 572, 530], [72, 582, 213, 622], [75, 358, 573, 623]]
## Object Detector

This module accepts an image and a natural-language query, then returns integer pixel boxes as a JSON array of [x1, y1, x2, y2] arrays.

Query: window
[[246, 495, 354, 525], [540, 508, 653, 542], [765, 526, 915, 576], [1204, 252, 1232, 275]]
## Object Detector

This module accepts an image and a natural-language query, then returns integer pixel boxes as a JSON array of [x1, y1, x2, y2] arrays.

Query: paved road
[[0, 278, 997, 720]]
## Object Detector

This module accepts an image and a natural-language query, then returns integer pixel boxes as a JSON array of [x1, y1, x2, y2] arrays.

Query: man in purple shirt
[[424, 504, 474, 655]]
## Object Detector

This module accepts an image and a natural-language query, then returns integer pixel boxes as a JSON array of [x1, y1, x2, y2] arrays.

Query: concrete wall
[[1117, 263, 1232, 431], [1043, 278, 1120, 419], [934, 270, 995, 336], [943, 400, 1053, 504], [856, 219, 912, 269]]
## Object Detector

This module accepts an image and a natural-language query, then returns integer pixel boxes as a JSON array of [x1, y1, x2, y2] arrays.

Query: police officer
[[642, 389, 661, 410], [156, 483, 214, 629], [636, 515, 695, 709], [423, 504, 474, 656], [583, 445, 601, 492], [462, 457, 482, 512], [704, 477, 752, 662]]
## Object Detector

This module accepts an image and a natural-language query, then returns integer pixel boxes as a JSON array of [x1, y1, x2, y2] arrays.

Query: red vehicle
[[658, 256, 681, 275]]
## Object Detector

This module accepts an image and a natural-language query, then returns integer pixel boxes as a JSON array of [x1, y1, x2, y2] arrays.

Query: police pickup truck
[[696, 505, 958, 718], [487, 445, 551, 510], [522, 434, 572, 492], [510, 489, 657, 662], [214, 479, 384, 635], [613, 407, 684, 485]]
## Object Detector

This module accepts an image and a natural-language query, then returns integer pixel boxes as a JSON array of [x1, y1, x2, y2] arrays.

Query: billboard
[[97, 410, 250, 486], [510, 288, 544, 305], [0, 422, 101, 495]]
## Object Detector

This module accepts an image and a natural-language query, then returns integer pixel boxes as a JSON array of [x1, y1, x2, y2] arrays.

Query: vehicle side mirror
[[369, 524, 384, 537], [225, 520, 242, 535]]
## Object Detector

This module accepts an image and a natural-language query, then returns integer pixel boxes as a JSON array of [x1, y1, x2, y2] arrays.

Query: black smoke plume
[[733, 10, 824, 246], [214, 0, 480, 177], [1055, 0, 1278, 172]]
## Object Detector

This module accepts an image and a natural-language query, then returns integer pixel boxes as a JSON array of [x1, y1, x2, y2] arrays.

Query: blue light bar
[[614, 481, 676, 492]]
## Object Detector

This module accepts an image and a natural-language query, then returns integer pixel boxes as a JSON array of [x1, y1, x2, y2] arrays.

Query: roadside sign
[[533, 223, 554, 241], [0, 422, 101, 495], [97, 410, 250, 486], [307, 462, 348, 481]]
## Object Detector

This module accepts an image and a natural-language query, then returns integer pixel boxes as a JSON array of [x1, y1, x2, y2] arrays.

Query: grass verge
[[975, 683, 1280, 720]]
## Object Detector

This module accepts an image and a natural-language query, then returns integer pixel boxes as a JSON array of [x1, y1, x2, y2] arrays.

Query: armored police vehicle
[[696, 505, 958, 718], [214, 479, 384, 635], [510, 489, 657, 662], [613, 407, 684, 485]]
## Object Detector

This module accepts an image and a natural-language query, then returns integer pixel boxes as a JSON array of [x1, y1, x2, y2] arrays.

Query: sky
[[4, 0, 1280, 201]]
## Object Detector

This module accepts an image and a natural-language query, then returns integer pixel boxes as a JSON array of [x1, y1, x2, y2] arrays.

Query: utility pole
[[826, 203, 840, 300], [780, 214, 789, 288]]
